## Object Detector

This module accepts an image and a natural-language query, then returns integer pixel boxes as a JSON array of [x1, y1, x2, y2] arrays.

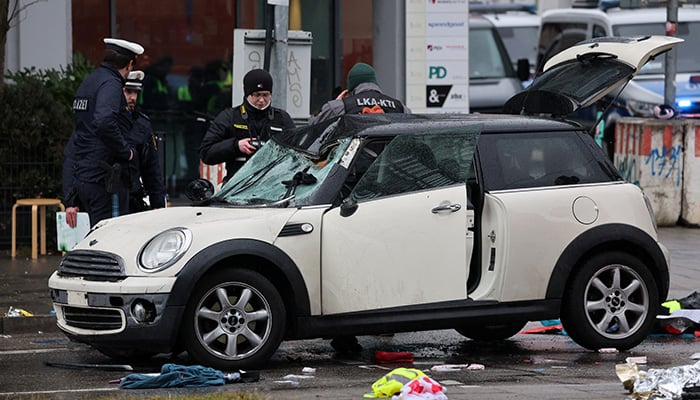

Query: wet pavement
[[1, 225, 699, 335]]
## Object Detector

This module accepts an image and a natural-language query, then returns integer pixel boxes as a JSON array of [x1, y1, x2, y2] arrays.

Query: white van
[[471, 2, 541, 80], [469, 14, 530, 113]]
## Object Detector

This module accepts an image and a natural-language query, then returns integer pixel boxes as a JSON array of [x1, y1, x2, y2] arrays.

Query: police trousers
[[75, 181, 129, 227]]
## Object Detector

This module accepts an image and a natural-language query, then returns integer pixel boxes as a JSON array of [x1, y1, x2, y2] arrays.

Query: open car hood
[[504, 35, 683, 116]]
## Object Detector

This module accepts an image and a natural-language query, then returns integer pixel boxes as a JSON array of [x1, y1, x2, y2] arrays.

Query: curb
[[0, 315, 60, 335]]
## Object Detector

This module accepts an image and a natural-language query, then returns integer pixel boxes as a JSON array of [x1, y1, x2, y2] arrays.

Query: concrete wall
[[4, 0, 72, 74], [614, 117, 700, 226]]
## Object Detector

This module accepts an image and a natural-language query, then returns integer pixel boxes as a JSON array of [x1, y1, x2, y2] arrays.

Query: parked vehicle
[[49, 36, 677, 370], [538, 0, 700, 127], [468, 14, 530, 113], [471, 2, 541, 82]]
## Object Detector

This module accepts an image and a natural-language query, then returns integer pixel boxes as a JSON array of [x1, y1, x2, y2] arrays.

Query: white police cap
[[125, 70, 145, 91], [103, 38, 144, 57]]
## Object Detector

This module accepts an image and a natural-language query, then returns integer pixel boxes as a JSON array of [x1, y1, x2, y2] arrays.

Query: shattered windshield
[[213, 137, 352, 207]]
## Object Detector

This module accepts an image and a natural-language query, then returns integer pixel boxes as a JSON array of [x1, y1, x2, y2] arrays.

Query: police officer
[[66, 37, 144, 227], [199, 69, 296, 183], [308, 62, 411, 125], [123, 70, 166, 212]]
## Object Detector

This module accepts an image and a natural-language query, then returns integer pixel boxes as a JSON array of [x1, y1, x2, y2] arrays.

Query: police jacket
[[125, 109, 166, 209], [71, 63, 133, 185], [199, 99, 295, 181], [308, 82, 410, 125]]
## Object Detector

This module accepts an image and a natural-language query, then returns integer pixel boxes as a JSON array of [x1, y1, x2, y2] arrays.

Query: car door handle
[[431, 204, 462, 213]]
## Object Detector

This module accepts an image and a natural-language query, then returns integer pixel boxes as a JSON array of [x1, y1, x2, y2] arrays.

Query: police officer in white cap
[[63, 37, 145, 227], [122, 70, 166, 213]]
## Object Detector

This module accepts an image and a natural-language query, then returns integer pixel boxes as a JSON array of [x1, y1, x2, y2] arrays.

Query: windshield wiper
[[281, 166, 317, 198]]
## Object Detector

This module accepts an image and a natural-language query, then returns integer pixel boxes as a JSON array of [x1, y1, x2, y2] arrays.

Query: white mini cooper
[[49, 36, 678, 369]]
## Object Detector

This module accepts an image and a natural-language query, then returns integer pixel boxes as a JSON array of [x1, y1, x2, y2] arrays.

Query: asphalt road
[[0, 226, 698, 399], [0, 325, 698, 399]]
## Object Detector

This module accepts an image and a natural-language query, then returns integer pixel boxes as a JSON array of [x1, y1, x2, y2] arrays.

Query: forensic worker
[[308, 62, 410, 125], [122, 70, 166, 212], [199, 68, 295, 183], [66, 37, 144, 227]]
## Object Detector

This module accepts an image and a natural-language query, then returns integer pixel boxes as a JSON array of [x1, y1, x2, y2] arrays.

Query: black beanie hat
[[243, 69, 273, 97], [346, 63, 377, 91]]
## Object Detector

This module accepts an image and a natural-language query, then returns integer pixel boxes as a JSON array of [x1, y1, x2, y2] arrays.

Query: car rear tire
[[560, 251, 658, 351], [182, 268, 286, 370], [455, 321, 527, 341]]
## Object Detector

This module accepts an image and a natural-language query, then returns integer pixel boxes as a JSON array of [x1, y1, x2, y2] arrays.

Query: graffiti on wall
[[645, 144, 683, 187], [614, 124, 683, 188], [615, 155, 639, 186]]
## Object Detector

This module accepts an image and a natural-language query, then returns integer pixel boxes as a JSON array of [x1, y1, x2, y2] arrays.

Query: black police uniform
[[342, 89, 407, 114], [125, 109, 166, 211], [199, 99, 295, 182], [71, 62, 134, 226]]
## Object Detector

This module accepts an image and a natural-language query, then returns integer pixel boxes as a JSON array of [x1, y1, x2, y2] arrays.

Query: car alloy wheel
[[183, 269, 285, 369], [561, 251, 658, 351]]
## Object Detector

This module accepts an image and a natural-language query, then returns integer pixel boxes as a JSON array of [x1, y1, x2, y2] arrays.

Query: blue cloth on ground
[[119, 363, 225, 389]]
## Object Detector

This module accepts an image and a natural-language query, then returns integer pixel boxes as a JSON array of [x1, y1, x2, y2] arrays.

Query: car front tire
[[561, 251, 658, 351], [182, 268, 286, 370]]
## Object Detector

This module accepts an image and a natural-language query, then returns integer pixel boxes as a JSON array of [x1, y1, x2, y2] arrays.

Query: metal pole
[[109, 0, 117, 37], [271, 3, 289, 110], [264, 3, 274, 71], [664, 0, 678, 107]]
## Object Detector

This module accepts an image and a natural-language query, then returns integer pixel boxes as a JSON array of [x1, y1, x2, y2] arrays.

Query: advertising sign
[[406, 0, 469, 113]]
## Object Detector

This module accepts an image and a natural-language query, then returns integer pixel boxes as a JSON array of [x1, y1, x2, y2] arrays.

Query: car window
[[496, 25, 539, 70], [351, 129, 480, 201], [537, 23, 588, 72], [478, 131, 616, 191], [470, 28, 515, 79], [592, 24, 607, 38]]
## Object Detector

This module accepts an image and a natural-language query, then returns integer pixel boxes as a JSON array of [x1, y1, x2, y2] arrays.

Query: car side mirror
[[516, 58, 531, 82], [339, 197, 358, 217], [185, 178, 215, 202]]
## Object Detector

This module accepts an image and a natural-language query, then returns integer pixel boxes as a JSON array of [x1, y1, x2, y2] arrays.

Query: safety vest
[[363, 368, 426, 398], [177, 85, 192, 102]]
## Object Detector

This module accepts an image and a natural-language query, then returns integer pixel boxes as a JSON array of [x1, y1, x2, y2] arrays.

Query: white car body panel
[[483, 182, 658, 302], [544, 35, 683, 72], [72, 206, 298, 276], [272, 206, 329, 315], [320, 185, 472, 314]]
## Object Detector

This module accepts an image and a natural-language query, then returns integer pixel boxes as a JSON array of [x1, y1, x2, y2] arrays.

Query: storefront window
[[71, 0, 374, 198]]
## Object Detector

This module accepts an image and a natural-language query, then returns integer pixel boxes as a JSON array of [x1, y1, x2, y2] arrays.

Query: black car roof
[[277, 114, 580, 159]]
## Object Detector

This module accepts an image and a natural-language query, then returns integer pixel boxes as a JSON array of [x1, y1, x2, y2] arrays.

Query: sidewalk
[[1, 226, 698, 334]]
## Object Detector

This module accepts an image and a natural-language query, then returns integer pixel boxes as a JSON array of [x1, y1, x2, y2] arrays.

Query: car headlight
[[139, 228, 192, 272]]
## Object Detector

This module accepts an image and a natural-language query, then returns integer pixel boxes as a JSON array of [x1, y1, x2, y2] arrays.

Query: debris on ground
[[117, 363, 258, 389], [520, 320, 565, 335], [363, 367, 427, 398], [275, 366, 316, 386], [616, 360, 700, 400], [392, 375, 448, 400], [5, 306, 33, 317], [430, 364, 470, 372], [657, 292, 700, 335], [376, 351, 415, 364]]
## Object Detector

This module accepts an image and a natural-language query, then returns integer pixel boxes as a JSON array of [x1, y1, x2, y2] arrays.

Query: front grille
[[62, 306, 123, 330], [58, 250, 126, 281]]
